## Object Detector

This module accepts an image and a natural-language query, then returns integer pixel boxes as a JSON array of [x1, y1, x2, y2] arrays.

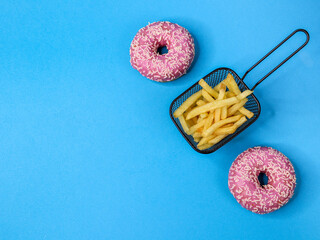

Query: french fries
[[194, 137, 200, 143], [198, 134, 216, 147], [236, 90, 254, 100], [227, 98, 248, 116], [214, 84, 226, 123], [208, 134, 228, 144], [221, 105, 228, 120], [203, 115, 242, 137], [225, 73, 241, 95], [226, 91, 236, 98], [200, 112, 209, 118], [186, 97, 240, 120], [202, 89, 215, 102], [173, 91, 202, 118], [198, 143, 215, 150], [204, 111, 214, 131], [192, 132, 202, 138], [196, 99, 206, 106], [199, 79, 219, 99], [214, 126, 236, 135], [214, 116, 247, 135], [239, 107, 254, 119], [221, 92, 231, 119], [178, 115, 189, 133], [188, 118, 206, 135], [173, 75, 254, 150]]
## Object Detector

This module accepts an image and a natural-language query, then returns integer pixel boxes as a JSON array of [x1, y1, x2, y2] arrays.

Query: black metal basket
[[169, 29, 309, 154]]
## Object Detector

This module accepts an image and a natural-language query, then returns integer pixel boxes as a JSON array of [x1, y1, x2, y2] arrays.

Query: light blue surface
[[1, 0, 320, 239]]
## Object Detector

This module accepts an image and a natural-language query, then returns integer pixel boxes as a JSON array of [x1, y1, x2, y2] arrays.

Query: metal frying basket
[[169, 29, 309, 154]]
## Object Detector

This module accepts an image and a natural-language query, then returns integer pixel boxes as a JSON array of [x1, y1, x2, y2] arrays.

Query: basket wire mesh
[[169, 68, 260, 154]]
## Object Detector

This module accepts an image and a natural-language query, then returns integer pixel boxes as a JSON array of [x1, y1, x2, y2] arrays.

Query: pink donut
[[130, 21, 195, 82], [228, 147, 296, 214]]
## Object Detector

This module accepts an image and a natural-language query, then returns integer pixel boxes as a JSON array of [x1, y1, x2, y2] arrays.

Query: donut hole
[[157, 46, 168, 55], [258, 172, 268, 188]]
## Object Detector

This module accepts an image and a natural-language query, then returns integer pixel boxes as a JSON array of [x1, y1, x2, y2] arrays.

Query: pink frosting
[[130, 21, 195, 82], [228, 147, 296, 214]]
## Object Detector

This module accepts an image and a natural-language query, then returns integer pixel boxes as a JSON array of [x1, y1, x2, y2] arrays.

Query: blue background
[[1, 0, 320, 239]]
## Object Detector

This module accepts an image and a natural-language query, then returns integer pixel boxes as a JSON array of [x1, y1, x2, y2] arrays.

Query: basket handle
[[242, 29, 309, 91]]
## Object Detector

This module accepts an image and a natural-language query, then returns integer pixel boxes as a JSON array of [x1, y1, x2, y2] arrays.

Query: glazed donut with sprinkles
[[130, 21, 195, 82], [228, 147, 296, 214]]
